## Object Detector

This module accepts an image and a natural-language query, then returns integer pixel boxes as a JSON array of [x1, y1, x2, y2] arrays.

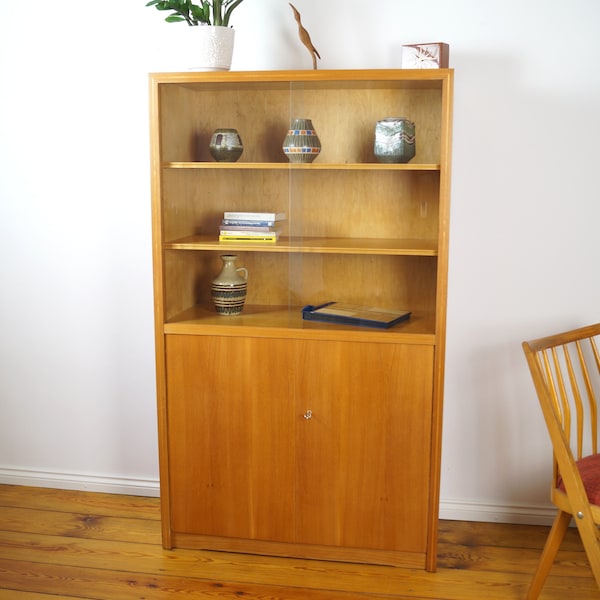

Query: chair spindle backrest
[[537, 337, 599, 459], [524, 324, 600, 485]]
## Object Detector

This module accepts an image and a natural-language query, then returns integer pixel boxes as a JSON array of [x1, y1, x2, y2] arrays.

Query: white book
[[223, 211, 286, 221]]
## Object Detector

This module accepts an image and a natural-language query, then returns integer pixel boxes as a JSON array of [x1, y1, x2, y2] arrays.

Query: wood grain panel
[[165, 334, 295, 542], [293, 340, 434, 552]]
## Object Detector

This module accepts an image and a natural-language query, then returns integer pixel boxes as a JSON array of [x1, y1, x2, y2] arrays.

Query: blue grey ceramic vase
[[374, 117, 416, 163]]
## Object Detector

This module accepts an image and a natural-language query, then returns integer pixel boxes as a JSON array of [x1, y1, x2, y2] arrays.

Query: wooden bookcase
[[149, 69, 453, 571]]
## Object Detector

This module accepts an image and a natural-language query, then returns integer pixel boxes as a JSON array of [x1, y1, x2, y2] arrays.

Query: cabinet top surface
[[149, 68, 453, 86]]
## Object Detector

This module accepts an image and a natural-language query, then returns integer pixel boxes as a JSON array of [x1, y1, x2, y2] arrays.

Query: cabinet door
[[165, 334, 295, 542], [293, 340, 434, 552]]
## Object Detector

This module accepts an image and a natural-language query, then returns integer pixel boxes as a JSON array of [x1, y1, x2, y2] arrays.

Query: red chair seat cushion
[[558, 453, 600, 505]]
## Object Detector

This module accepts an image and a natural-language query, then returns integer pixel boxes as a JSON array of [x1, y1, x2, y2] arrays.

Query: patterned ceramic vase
[[211, 255, 248, 315], [282, 118, 321, 163], [374, 117, 416, 163], [209, 128, 244, 162]]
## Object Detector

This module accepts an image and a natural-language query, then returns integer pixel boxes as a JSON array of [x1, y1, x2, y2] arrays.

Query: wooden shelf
[[165, 235, 438, 256], [164, 304, 436, 343], [164, 161, 441, 171], [150, 68, 452, 89]]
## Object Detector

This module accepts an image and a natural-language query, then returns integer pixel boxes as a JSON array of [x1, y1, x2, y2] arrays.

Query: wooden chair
[[522, 323, 600, 598]]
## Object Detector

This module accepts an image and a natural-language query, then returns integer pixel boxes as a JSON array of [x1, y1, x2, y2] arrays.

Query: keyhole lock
[[303, 409, 313, 420]]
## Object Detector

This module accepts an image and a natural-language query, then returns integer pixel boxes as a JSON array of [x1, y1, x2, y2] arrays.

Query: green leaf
[[146, 0, 245, 27]]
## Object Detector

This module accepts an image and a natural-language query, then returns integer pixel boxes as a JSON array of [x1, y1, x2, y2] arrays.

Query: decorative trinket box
[[402, 42, 449, 69]]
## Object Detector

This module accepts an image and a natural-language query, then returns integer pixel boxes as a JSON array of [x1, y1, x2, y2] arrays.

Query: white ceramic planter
[[190, 25, 235, 71]]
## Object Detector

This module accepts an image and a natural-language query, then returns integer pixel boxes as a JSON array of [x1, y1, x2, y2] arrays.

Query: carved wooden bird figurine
[[289, 3, 320, 70]]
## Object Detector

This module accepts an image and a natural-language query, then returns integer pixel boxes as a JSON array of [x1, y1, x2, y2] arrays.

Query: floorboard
[[0, 485, 597, 599]]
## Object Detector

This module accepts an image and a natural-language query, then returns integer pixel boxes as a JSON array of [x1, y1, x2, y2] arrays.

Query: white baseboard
[[0, 467, 555, 525], [439, 497, 556, 526], [0, 467, 160, 498]]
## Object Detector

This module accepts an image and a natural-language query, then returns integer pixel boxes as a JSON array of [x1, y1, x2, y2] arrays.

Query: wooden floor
[[0, 485, 597, 599]]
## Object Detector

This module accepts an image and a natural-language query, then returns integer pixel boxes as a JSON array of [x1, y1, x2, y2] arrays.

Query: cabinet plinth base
[[168, 532, 430, 570]]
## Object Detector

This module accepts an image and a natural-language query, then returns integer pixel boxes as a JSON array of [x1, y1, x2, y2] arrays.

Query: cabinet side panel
[[426, 70, 454, 572]]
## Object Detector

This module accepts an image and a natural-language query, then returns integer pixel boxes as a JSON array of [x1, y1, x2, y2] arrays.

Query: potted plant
[[146, 0, 247, 70]]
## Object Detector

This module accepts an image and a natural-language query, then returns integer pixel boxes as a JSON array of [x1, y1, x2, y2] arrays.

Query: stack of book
[[219, 211, 285, 242]]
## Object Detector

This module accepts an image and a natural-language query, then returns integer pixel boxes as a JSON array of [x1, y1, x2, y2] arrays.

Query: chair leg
[[526, 510, 571, 600], [573, 512, 600, 591]]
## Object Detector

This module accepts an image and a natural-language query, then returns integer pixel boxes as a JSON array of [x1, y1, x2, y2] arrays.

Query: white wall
[[0, 1, 598, 520]]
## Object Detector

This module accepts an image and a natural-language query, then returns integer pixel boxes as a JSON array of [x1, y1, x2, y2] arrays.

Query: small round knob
[[303, 410, 312, 420], [577, 511, 585, 519]]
